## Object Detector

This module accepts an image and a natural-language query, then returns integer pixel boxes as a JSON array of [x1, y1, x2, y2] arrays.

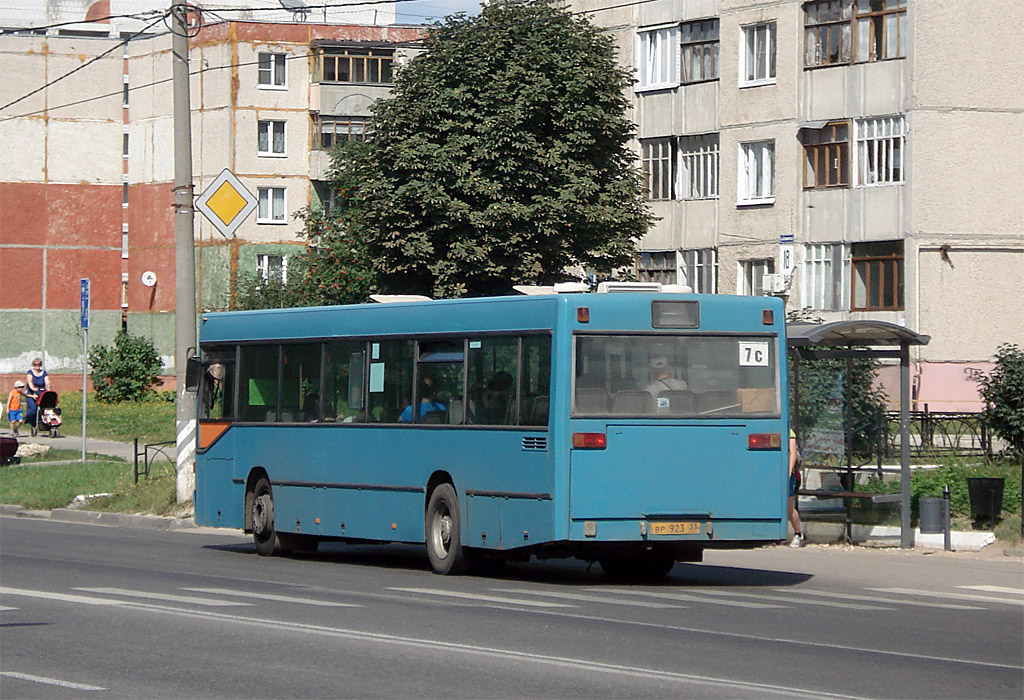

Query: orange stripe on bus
[[199, 421, 231, 449]]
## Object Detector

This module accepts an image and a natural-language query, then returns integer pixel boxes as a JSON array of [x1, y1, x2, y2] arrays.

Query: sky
[[393, 0, 483, 24]]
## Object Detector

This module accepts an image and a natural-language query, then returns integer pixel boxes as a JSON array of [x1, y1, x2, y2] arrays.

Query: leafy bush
[[89, 331, 164, 403], [859, 459, 1022, 521], [974, 343, 1024, 457]]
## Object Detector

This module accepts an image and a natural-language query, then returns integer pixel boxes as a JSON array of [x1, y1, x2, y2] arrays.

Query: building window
[[855, 0, 906, 62], [319, 49, 394, 84], [257, 254, 287, 284], [741, 22, 776, 86], [740, 259, 775, 296], [803, 243, 849, 310], [636, 25, 679, 91], [637, 250, 678, 284], [682, 248, 716, 293], [641, 138, 675, 200], [257, 120, 286, 156], [122, 133, 129, 158], [122, 182, 129, 207], [856, 115, 905, 185], [316, 115, 369, 149], [681, 19, 719, 84], [851, 241, 903, 310], [679, 133, 719, 199], [121, 225, 129, 259], [258, 53, 287, 88], [738, 140, 775, 204], [257, 187, 286, 223], [803, 121, 849, 188], [122, 79, 129, 107], [804, 0, 906, 68]]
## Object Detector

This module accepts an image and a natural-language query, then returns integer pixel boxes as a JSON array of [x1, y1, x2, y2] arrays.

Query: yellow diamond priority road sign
[[195, 169, 258, 238]]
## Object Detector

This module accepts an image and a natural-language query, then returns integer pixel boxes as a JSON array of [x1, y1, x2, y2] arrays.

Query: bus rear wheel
[[250, 478, 280, 556], [425, 483, 468, 575]]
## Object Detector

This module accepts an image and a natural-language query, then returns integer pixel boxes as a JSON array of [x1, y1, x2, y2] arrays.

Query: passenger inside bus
[[399, 377, 446, 423]]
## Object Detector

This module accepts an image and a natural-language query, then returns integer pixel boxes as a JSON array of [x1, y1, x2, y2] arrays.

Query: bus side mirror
[[185, 356, 202, 392]]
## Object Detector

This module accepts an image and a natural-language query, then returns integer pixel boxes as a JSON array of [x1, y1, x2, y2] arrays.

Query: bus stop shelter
[[787, 320, 931, 548]]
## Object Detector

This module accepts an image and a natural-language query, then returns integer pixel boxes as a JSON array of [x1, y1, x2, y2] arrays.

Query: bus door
[[569, 333, 784, 523], [195, 348, 237, 527]]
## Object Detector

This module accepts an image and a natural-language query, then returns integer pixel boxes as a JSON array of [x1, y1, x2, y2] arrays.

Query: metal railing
[[882, 410, 992, 459], [134, 438, 175, 484]]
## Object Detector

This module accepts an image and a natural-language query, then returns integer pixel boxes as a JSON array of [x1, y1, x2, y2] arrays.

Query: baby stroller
[[34, 391, 62, 438], [0, 435, 18, 465]]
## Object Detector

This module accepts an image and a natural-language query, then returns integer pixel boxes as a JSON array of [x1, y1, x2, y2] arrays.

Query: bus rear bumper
[[568, 517, 786, 544]]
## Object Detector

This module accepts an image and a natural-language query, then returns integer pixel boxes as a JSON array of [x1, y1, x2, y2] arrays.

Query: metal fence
[[882, 411, 993, 459]]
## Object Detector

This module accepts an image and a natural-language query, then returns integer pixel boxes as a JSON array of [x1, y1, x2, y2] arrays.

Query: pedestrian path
[[1, 428, 173, 462]]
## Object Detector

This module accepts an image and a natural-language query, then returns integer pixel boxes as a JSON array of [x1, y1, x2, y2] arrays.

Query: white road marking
[[780, 588, 985, 611], [2, 586, 1019, 675], [958, 585, 1024, 596], [489, 588, 684, 609], [181, 587, 361, 607], [75, 587, 252, 607], [0, 586, 865, 700], [0, 606, 18, 612], [0, 671, 105, 691], [589, 587, 785, 610], [870, 587, 1024, 607], [387, 587, 575, 608], [694, 589, 893, 611]]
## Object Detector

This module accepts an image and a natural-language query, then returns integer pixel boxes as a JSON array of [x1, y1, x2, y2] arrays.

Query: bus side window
[[368, 340, 414, 423], [239, 345, 279, 422], [325, 342, 367, 422], [520, 335, 551, 427], [200, 352, 235, 421]]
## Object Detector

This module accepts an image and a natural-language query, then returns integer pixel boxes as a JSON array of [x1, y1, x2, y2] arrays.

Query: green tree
[[975, 343, 1024, 457], [89, 331, 164, 403], [350, 0, 650, 298]]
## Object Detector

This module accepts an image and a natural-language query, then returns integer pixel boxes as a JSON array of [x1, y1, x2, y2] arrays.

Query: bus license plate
[[650, 521, 701, 536]]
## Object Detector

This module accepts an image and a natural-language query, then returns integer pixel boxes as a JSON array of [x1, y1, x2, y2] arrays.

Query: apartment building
[[568, 0, 1024, 409], [0, 11, 421, 389]]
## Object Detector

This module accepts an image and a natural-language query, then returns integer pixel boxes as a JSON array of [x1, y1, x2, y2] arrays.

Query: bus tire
[[250, 477, 280, 556], [425, 483, 468, 575]]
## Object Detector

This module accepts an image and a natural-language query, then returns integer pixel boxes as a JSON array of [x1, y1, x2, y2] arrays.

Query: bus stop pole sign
[[80, 278, 90, 329]]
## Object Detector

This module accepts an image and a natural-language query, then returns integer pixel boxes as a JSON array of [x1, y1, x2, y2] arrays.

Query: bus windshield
[[573, 333, 779, 417]]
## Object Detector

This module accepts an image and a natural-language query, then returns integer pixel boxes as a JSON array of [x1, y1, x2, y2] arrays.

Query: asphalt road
[[1, 515, 1021, 699]]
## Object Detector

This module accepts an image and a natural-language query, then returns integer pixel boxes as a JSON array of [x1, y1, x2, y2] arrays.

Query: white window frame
[[738, 140, 775, 205], [802, 243, 849, 311], [636, 24, 679, 92], [258, 52, 287, 89], [741, 22, 776, 87], [738, 259, 775, 296], [681, 248, 716, 293], [257, 119, 286, 157], [855, 115, 905, 186], [641, 138, 675, 200], [257, 253, 288, 284], [257, 187, 287, 224], [678, 133, 719, 200]]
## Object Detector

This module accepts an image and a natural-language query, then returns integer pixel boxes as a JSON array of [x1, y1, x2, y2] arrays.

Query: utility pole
[[172, 1, 197, 503]]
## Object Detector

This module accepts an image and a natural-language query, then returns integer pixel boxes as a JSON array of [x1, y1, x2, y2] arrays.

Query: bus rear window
[[573, 334, 778, 417]]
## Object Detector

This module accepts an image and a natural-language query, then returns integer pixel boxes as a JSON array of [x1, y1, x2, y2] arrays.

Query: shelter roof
[[786, 320, 930, 348]]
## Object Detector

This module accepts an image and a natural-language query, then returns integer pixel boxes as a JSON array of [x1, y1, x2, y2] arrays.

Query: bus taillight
[[747, 433, 781, 450], [572, 432, 607, 449]]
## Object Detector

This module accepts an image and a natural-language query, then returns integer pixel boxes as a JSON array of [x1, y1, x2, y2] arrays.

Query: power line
[[0, 13, 170, 113], [1, 0, 661, 120], [0, 10, 165, 35]]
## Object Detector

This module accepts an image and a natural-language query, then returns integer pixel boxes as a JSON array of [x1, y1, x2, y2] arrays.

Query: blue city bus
[[189, 290, 789, 576]]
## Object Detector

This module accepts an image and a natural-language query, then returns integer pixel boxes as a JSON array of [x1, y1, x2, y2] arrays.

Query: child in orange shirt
[[6, 380, 26, 437]]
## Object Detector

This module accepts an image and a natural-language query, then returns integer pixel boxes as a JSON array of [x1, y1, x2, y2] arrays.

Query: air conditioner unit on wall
[[762, 274, 788, 294]]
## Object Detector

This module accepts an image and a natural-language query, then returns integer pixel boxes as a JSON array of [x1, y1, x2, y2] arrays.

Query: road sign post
[[80, 279, 89, 464]]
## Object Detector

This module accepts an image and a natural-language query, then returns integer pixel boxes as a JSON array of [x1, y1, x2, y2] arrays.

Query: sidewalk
[[2, 428, 174, 463]]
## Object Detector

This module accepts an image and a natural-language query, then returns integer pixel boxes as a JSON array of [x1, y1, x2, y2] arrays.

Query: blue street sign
[[779, 234, 795, 243], [80, 278, 90, 329]]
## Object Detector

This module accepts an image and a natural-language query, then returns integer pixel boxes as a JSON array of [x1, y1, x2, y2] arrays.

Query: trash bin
[[919, 497, 944, 534], [966, 477, 1004, 523]]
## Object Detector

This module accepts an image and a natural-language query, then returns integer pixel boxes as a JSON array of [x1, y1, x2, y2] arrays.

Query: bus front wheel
[[250, 478, 280, 556], [425, 484, 468, 575]]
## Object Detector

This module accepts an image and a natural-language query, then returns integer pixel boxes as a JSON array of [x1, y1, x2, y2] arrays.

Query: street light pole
[[171, 1, 197, 503]]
